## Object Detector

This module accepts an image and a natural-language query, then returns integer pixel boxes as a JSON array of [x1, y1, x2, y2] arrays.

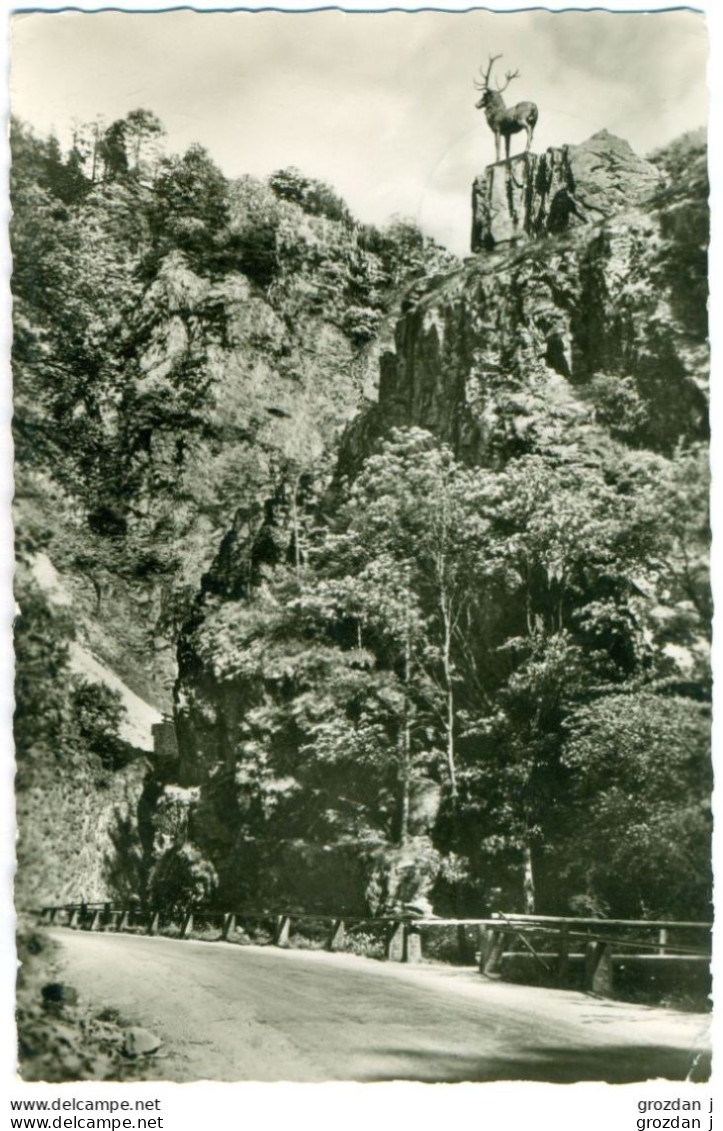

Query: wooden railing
[[39, 903, 712, 997], [464, 912, 712, 996]]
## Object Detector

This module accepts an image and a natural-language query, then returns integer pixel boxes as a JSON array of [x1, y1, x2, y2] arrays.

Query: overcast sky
[[10, 8, 708, 255]]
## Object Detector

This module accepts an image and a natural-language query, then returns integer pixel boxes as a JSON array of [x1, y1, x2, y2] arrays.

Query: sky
[[9, 7, 708, 255]]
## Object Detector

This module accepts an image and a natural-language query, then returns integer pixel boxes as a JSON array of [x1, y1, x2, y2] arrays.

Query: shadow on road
[[358, 1043, 711, 1084]]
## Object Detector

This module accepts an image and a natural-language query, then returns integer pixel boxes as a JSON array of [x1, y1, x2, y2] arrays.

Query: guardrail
[[39, 903, 712, 998]]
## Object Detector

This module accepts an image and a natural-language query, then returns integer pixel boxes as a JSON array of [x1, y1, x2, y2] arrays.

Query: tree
[[556, 692, 711, 919], [14, 578, 74, 766], [268, 167, 351, 223], [325, 430, 496, 805], [148, 844, 218, 916], [186, 566, 408, 909], [457, 438, 709, 913], [124, 109, 165, 178], [99, 118, 129, 180], [70, 680, 129, 771], [151, 144, 229, 268]]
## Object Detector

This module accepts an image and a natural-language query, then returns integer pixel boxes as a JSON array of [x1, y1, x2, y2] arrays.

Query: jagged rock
[[559, 130, 663, 218], [472, 131, 662, 252], [339, 137, 706, 480], [122, 1028, 162, 1057]]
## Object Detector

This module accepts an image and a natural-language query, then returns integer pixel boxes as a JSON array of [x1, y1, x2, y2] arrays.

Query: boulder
[[122, 1027, 162, 1057]]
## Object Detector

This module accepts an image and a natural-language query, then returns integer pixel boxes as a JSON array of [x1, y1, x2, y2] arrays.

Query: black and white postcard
[[5, 0, 717, 1120]]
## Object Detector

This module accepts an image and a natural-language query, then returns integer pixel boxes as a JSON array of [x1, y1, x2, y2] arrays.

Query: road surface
[[49, 929, 711, 1083]]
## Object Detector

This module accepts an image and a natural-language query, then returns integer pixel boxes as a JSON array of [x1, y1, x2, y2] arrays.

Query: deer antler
[[474, 52, 502, 91], [496, 67, 521, 93]]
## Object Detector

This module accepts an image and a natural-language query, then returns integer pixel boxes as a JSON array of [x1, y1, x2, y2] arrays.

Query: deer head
[[474, 54, 521, 108]]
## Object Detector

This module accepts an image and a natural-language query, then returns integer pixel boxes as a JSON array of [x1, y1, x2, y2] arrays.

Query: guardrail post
[[222, 913, 236, 941], [89, 909, 102, 931], [180, 912, 194, 939], [117, 909, 129, 932], [386, 920, 405, 962], [327, 919, 346, 952], [556, 929, 570, 984], [658, 928, 668, 956], [147, 910, 160, 936], [68, 907, 80, 930], [274, 915, 291, 947], [477, 926, 491, 971], [482, 930, 506, 977], [403, 924, 422, 963], [48, 907, 58, 925], [584, 941, 613, 996]]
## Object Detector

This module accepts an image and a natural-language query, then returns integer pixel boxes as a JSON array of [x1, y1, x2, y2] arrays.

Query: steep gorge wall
[[16, 126, 707, 912], [13, 167, 414, 904], [166, 131, 709, 914]]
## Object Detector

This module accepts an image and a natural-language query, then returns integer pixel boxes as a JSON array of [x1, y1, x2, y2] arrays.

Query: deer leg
[[494, 133, 501, 162], [526, 125, 533, 153], [505, 135, 511, 162]]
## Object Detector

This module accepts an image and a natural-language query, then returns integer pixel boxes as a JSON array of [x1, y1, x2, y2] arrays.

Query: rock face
[[471, 131, 662, 251], [15, 754, 149, 908], [14, 177, 412, 905]]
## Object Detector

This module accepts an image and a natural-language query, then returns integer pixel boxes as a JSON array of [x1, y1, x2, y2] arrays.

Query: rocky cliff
[[12, 127, 451, 903], [165, 130, 710, 918]]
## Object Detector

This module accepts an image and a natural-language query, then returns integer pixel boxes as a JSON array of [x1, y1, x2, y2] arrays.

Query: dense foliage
[[180, 425, 711, 920]]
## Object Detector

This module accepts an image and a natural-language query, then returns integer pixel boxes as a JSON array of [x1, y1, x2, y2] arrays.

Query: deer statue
[[474, 54, 538, 162]]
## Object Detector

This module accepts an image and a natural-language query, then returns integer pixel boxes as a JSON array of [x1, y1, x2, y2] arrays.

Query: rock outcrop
[[340, 131, 706, 480], [471, 131, 662, 251]]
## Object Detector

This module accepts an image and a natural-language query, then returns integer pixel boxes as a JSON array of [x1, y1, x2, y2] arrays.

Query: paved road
[[49, 929, 711, 1083]]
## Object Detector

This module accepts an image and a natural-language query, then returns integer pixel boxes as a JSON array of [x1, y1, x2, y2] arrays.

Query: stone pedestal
[[327, 919, 346, 951], [471, 154, 537, 252], [274, 914, 291, 947]]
